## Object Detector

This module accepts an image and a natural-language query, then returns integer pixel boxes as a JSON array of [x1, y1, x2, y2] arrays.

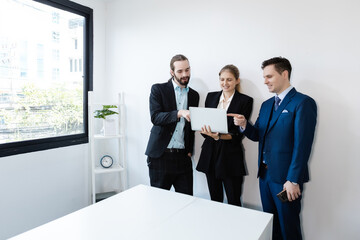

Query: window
[[79, 58, 82, 72], [52, 31, 60, 43], [70, 58, 73, 72], [52, 49, 60, 61], [52, 12, 60, 24], [0, 0, 93, 157]]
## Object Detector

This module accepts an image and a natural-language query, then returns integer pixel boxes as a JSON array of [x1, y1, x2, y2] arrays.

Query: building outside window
[[0, 0, 93, 157]]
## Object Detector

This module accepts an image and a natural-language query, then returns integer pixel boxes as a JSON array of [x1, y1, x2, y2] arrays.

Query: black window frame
[[0, 0, 93, 157]]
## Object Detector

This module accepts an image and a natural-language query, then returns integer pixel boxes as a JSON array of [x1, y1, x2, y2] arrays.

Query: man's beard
[[174, 75, 190, 87]]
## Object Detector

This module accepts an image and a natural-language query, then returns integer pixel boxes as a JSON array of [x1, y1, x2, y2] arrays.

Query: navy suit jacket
[[196, 91, 253, 178], [145, 79, 199, 158], [244, 88, 317, 184]]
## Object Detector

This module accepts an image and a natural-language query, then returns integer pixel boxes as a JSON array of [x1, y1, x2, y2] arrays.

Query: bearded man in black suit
[[145, 54, 199, 195]]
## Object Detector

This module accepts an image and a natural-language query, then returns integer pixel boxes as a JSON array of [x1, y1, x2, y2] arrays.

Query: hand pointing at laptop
[[227, 113, 247, 129]]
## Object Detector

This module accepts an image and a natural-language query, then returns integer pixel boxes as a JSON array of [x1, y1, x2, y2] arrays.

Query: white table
[[10, 185, 273, 240]]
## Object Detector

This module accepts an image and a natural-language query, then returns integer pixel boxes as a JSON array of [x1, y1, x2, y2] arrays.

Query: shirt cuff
[[287, 180, 298, 185]]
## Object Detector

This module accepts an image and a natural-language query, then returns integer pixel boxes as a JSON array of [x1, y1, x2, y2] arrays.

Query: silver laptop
[[189, 107, 228, 134]]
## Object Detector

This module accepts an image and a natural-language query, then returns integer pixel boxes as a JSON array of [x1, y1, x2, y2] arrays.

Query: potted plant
[[94, 105, 118, 136]]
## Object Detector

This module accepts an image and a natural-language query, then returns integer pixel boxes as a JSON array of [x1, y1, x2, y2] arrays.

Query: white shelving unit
[[88, 92, 127, 204]]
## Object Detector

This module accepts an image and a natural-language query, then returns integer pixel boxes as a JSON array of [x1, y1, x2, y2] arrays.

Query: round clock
[[100, 155, 113, 168]]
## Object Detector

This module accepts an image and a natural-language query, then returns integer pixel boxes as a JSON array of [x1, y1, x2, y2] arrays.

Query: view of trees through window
[[0, 0, 86, 144]]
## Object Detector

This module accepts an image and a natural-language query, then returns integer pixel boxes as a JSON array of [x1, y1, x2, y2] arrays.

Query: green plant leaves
[[94, 105, 118, 119]]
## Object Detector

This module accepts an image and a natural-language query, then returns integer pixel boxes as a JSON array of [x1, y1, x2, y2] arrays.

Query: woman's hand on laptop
[[200, 125, 220, 140]]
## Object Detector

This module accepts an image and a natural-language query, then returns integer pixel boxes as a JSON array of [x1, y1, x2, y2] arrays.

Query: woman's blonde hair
[[219, 64, 241, 92]]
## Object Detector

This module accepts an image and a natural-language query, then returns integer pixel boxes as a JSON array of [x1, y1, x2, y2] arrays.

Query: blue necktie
[[274, 96, 281, 111]]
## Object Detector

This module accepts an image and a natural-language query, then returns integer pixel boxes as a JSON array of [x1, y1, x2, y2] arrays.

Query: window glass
[[0, 0, 92, 154]]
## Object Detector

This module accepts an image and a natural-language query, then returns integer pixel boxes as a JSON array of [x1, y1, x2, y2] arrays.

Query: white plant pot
[[103, 117, 117, 136]]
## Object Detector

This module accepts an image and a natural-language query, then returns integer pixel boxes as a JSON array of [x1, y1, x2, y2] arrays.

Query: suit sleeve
[[243, 102, 264, 142], [287, 97, 317, 184], [149, 84, 178, 126]]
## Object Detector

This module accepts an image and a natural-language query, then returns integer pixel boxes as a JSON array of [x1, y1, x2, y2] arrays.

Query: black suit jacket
[[196, 91, 253, 178], [145, 79, 200, 158]]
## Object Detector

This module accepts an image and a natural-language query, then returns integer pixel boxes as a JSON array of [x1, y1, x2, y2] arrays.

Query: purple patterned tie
[[275, 96, 281, 111]]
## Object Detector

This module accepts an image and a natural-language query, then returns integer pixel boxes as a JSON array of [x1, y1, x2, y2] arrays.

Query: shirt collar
[[220, 91, 235, 103], [172, 78, 189, 92], [276, 85, 293, 103]]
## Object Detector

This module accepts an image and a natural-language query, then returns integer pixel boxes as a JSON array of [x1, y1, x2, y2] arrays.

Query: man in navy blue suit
[[145, 54, 199, 195], [231, 57, 317, 239]]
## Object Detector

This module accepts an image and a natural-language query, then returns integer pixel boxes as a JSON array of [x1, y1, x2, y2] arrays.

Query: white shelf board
[[94, 165, 124, 174]]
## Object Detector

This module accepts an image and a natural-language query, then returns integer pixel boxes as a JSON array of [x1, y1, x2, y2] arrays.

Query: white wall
[[0, 0, 107, 239], [2, 0, 359, 239], [104, 0, 360, 239]]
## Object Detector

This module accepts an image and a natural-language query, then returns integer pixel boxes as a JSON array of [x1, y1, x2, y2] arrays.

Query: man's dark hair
[[170, 54, 188, 71], [261, 57, 292, 79]]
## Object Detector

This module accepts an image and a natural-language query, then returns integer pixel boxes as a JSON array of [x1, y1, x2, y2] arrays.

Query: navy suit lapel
[[263, 100, 274, 135], [267, 88, 297, 133]]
